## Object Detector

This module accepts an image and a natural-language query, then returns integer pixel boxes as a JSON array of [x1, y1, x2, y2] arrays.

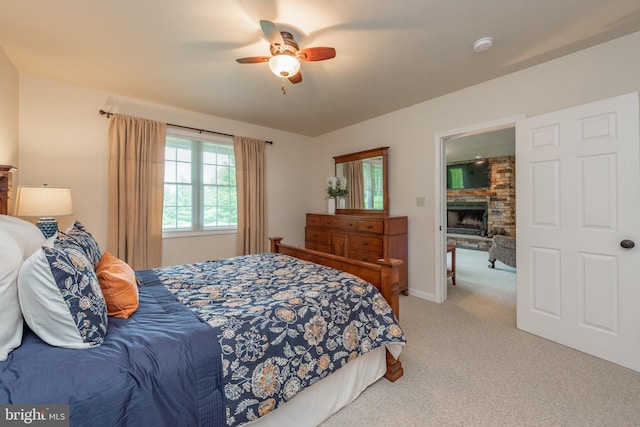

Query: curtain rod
[[98, 110, 273, 144]]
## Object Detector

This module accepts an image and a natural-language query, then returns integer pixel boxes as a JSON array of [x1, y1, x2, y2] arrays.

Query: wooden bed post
[[376, 258, 402, 321], [269, 237, 283, 253], [269, 236, 404, 381], [377, 258, 404, 382]]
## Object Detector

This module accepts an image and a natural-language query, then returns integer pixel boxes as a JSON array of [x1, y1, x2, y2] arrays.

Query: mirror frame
[[334, 146, 389, 216]]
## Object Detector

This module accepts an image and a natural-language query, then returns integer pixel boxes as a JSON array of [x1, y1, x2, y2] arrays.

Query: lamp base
[[37, 217, 58, 238]]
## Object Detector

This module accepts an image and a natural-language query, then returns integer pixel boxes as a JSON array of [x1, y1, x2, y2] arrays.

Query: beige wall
[[10, 31, 640, 297], [314, 31, 640, 301], [0, 48, 18, 167], [17, 75, 314, 266]]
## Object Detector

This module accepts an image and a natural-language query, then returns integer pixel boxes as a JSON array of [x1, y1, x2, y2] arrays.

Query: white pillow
[[0, 226, 24, 361], [0, 214, 46, 260], [18, 236, 108, 349]]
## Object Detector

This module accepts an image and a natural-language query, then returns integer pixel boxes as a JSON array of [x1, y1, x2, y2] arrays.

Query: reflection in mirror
[[335, 157, 384, 210], [334, 147, 389, 215]]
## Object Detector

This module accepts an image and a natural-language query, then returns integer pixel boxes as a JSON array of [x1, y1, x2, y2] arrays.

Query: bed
[[0, 217, 405, 427]]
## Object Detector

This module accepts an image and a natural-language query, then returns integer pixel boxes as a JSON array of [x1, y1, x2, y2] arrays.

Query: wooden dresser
[[305, 213, 408, 294]]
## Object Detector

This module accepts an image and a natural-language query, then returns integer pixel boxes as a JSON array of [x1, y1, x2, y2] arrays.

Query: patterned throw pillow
[[18, 235, 108, 348], [63, 221, 102, 268]]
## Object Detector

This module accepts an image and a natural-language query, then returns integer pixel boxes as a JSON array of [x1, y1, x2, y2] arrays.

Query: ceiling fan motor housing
[[270, 32, 299, 56]]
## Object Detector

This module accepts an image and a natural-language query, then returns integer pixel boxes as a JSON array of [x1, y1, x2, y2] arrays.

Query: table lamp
[[14, 185, 74, 238]]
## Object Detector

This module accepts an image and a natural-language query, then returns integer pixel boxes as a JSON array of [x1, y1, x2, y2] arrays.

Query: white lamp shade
[[14, 186, 74, 217], [268, 54, 301, 78]]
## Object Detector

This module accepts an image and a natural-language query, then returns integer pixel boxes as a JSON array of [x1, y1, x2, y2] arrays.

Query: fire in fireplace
[[447, 202, 488, 236]]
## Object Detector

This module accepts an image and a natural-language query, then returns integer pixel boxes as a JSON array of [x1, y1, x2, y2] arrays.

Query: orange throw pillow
[[96, 252, 139, 319]]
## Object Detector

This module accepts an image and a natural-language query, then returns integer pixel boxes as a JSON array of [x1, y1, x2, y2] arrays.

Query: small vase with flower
[[326, 176, 348, 214]]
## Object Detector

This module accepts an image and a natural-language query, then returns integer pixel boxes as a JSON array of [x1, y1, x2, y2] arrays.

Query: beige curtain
[[107, 114, 166, 270], [234, 136, 266, 255], [346, 160, 365, 209]]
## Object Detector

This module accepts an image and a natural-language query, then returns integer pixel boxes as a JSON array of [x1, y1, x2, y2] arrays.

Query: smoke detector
[[472, 37, 493, 53]]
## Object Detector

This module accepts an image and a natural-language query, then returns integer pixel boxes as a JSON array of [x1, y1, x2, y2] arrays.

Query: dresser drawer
[[306, 242, 331, 253], [349, 235, 383, 253], [322, 216, 357, 231], [356, 220, 383, 234], [348, 249, 381, 264], [306, 214, 324, 227], [305, 228, 330, 244]]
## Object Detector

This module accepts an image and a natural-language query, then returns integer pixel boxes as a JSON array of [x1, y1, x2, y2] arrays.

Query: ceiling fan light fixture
[[268, 54, 300, 78]]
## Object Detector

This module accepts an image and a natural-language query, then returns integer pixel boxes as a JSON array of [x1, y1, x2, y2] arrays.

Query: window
[[362, 158, 384, 210], [163, 131, 237, 232]]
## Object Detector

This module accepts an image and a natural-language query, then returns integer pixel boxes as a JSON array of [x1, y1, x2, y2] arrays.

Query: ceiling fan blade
[[259, 20, 285, 48], [298, 47, 336, 61], [288, 71, 302, 84], [236, 56, 271, 64]]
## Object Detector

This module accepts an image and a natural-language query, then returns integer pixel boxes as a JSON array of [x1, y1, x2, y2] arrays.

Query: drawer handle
[[360, 242, 368, 246], [366, 225, 373, 229]]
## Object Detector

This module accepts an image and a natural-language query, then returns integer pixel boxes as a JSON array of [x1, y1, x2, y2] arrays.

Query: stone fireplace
[[447, 156, 515, 250], [447, 202, 488, 236]]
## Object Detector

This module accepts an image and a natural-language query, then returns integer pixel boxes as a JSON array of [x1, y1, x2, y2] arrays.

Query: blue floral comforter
[[154, 252, 406, 426]]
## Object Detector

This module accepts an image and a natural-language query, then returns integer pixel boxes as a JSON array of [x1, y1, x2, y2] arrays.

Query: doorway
[[433, 115, 523, 303]]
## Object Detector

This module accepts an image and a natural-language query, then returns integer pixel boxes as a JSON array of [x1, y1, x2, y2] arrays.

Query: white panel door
[[516, 92, 640, 372]]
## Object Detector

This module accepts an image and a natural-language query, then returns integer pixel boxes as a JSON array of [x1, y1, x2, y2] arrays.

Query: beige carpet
[[321, 248, 640, 426]]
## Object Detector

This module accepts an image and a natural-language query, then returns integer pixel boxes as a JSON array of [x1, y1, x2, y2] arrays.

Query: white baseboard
[[406, 288, 439, 303]]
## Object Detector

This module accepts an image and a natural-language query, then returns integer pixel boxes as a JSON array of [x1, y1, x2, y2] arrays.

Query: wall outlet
[[416, 197, 426, 207]]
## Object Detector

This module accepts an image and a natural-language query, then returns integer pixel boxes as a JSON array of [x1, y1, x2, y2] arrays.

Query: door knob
[[620, 240, 635, 249]]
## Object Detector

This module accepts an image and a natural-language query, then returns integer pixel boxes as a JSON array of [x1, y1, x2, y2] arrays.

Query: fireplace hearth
[[447, 202, 488, 236]]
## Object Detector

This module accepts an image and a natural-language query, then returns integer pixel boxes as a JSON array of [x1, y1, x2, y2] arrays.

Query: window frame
[[162, 128, 237, 238]]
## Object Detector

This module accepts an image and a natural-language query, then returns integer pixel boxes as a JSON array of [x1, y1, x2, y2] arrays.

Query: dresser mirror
[[334, 147, 389, 215]]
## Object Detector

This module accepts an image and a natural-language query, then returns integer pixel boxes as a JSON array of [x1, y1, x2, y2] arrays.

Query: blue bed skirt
[[0, 270, 225, 427]]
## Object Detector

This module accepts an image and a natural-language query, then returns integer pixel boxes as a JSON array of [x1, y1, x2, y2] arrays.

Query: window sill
[[162, 228, 237, 239]]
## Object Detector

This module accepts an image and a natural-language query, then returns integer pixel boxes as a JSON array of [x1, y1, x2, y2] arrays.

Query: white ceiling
[[1, 1, 640, 137], [446, 127, 515, 163]]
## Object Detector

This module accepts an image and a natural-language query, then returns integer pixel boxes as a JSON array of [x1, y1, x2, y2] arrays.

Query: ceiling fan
[[236, 20, 336, 90]]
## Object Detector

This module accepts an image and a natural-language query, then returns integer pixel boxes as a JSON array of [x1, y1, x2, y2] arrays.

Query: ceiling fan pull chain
[[281, 80, 287, 95]]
